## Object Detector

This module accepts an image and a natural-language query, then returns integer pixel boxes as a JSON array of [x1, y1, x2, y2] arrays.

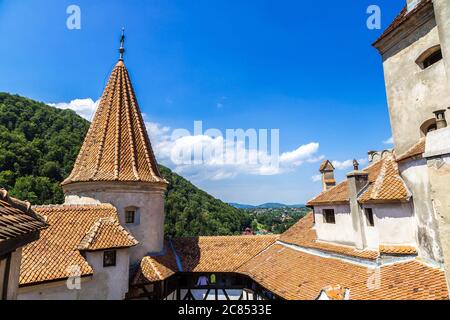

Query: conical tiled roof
[[62, 60, 167, 186]]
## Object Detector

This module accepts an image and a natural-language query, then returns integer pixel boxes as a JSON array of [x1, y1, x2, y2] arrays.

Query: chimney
[[346, 160, 369, 250], [319, 160, 336, 192], [434, 109, 447, 129]]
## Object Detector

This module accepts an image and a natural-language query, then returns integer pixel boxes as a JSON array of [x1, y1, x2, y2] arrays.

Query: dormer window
[[416, 45, 443, 70], [323, 209, 336, 224]]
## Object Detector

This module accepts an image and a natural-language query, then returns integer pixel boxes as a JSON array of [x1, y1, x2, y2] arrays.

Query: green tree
[[10, 176, 61, 205]]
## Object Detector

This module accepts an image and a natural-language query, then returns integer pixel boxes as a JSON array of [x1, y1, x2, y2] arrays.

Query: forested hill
[[0, 92, 250, 236]]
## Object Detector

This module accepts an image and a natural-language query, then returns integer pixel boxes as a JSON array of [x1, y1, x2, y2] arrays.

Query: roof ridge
[[125, 68, 165, 181], [77, 215, 138, 251], [370, 159, 388, 199], [123, 69, 140, 180], [32, 203, 115, 209], [0, 188, 32, 212]]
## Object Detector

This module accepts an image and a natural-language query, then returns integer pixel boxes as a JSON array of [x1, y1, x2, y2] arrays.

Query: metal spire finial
[[119, 28, 125, 61]]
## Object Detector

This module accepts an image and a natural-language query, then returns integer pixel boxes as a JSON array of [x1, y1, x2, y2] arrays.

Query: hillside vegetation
[[0, 92, 250, 236]]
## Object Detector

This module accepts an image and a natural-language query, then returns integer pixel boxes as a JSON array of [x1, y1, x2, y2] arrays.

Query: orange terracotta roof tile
[[379, 245, 417, 255], [396, 138, 426, 162], [238, 244, 448, 300], [172, 235, 278, 273], [0, 189, 48, 252], [279, 214, 379, 260], [134, 235, 278, 284], [359, 157, 410, 203], [308, 157, 409, 206], [20, 204, 132, 286], [62, 60, 167, 186], [307, 181, 349, 205], [133, 241, 178, 285], [77, 217, 138, 251]]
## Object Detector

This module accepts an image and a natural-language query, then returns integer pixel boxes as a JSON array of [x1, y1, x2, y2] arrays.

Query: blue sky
[[0, 0, 404, 205]]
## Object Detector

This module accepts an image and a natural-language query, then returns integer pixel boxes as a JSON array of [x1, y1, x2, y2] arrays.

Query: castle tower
[[373, 0, 450, 267], [61, 31, 168, 264], [373, 0, 450, 156]]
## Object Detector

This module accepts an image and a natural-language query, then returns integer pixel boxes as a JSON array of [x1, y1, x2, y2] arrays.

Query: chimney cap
[[433, 109, 447, 115], [319, 160, 335, 172], [346, 170, 369, 178]]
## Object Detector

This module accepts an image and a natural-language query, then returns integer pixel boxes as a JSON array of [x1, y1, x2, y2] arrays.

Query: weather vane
[[119, 28, 125, 61]]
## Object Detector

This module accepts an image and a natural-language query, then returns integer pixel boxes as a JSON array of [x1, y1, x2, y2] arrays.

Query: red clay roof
[[359, 158, 410, 203], [77, 216, 138, 251], [396, 138, 426, 162], [133, 241, 179, 285], [62, 60, 167, 186], [308, 157, 409, 206], [238, 244, 448, 300], [132, 215, 445, 300], [379, 245, 418, 255], [134, 235, 278, 284], [20, 204, 135, 286]]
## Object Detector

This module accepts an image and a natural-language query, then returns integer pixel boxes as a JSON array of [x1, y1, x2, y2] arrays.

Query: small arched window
[[420, 118, 437, 137], [416, 45, 443, 70]]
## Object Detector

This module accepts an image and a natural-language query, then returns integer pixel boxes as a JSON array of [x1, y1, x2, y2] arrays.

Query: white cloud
[[150, 128, 324, 180], [383, 136, 394, 145], [280, 143, 323, 166], [332, 158, 368, 170], [48, 98, 99, 120], [312, 174, 322, 182]]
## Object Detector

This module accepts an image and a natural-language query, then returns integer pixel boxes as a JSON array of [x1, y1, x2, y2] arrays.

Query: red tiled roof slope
[[20, 204, 134, 286], [135, 235, 278, 284], [308, 157, 409, 206], [396, 138, 426, 162], [238, 244, 448, 300], [77, 217, 138, 251], [359, 158, 410, 203]]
